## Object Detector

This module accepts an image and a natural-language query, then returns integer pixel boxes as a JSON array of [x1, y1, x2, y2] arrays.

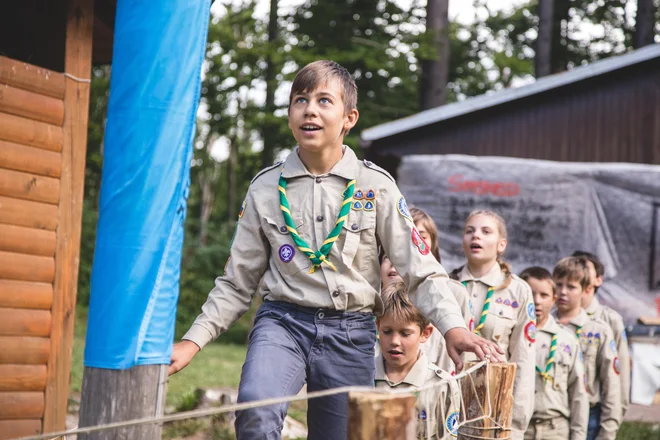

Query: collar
[[584, 296, 601, 316], [459, 263, 504, 288], [555, 308, 590, 328], [374, 351, 429, 388], [539, 314, 561, 335], [280, 146, 359, 180]]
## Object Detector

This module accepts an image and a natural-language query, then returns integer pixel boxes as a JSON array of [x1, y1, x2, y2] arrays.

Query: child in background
[[521, 267, 588, 440], [375, 280, 462, 439]]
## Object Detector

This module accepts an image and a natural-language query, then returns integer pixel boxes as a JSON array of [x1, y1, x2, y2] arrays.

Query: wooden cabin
[[0, 0, 116, 437]]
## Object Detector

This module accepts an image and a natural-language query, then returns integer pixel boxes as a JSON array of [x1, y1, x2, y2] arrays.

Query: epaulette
[[362, 159, 395, 182], [251, 160, 283, 184]]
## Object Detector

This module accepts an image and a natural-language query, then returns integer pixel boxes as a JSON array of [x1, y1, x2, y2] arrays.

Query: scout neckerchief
[[462, 281, 494, 335], [536, 333, 557, 384], [278, 172, 355, 273]]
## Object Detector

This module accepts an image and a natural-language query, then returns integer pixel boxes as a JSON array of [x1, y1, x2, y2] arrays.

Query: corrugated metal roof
[[361, 44, 660, 144]]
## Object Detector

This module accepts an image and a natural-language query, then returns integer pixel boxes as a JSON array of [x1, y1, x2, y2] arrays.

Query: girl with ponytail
[[453, 210, 535, 440]]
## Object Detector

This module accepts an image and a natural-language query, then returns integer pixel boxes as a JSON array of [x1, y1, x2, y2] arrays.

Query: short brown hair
[[380, 281, 429, 330], [553, 257, 591, 290], [520, 266, 556, 293], [289, 60, 358, 115], [410, 207, 440, 262]]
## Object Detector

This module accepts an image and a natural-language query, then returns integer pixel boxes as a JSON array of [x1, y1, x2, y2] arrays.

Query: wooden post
[[41, 0, 94, 433], [78, 365, 168, 439], [458, 362, 517, 440], [348, 392, 417, 440]]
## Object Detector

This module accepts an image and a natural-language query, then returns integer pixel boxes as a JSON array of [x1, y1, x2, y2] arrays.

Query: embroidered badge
[[446, 411, 460, 436], [524, 321, 536, 343], [527, 303, 536, 320], [504, 299, 511, 306], [279, 244, 295, 263], [238, 199, 247, 218], [352, 201, 363, 211], [609, 340, 617, 354], [587, 332, 593, 344], [354, 189, 364, 200], [412, 228, 430, 255], [419, 409, 427, 420], [365, 189, 376, 200], [564, 345, 572, 356], [511, 301, 519, 309], [364, 201, 375, 211], [613, 357, 620, 375], [468, 318, 475, 332], [397, 196, 413, 222], [495, 297, 503, 304]]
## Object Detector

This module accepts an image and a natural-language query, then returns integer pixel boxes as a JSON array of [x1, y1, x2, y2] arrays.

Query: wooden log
[[0, 280, 53, 310], [0, 364, 47, 391], [0, 308, 51, 337], [0, 392, 44, 419], [43, 0, 94, 432], [0, 223, 57, 257], [0, 168, 60, 205], [0, 419, 42, 439], [0, 56, 66, 99], [0, 336, 50, 364], [0, 83, 64, 126], [0, 196, 58, 231], [0, 251, 55, 283], [348, 392, 417, 440], [458, 362, 517, 440], [78, 365, 169, 440], [0, 112, 63, 152], [0, 140, 62, 178]]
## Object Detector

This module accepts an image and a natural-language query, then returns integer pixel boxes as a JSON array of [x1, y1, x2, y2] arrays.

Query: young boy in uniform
[[375, 281, 461, 439], [552, 257, 621, 440], [169, 60, 502, 439], [573, 250, 630, 416], [520, 267, 588, 440]]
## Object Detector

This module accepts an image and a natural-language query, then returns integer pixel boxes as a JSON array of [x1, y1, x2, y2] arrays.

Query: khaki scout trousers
[[524, 416, 570, 440]]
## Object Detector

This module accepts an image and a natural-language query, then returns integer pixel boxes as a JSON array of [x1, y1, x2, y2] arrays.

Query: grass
[[618, 422, 660, 440]]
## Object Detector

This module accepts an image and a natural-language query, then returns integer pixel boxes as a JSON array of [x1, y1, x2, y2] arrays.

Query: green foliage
[[176, 388, 205, 412], [617, 422, 660, 440]]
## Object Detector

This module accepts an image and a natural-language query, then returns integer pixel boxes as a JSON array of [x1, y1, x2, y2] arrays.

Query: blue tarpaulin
[[84, 0, 211, 368]]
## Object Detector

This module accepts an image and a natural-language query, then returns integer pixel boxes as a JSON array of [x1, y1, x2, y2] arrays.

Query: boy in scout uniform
[[552, 257, 621, 440], [169, 60, 502, 439], [573, 250, 630, 416], [375, 281, 462, 439], [520, 267, 588, 440]]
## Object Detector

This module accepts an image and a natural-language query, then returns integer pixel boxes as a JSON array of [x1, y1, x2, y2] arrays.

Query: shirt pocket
[[485, 305, 516, 347], [340, 209, 377, 272], [262, 215, 310, 276], [552, 354, 571, 393]]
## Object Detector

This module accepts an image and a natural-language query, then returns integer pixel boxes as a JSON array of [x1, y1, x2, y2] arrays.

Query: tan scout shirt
[[554, 309, 622, 440], [459, 264, 535, 440], [422, 280, 474, 374], [585, 296, 630, 415], [375, 352, 461, 439], [530, 315, 588, 440], [184, 147, 466, 348]]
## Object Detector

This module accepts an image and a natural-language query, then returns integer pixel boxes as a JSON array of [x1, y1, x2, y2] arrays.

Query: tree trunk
[[634, 0, 656, 49], [261, 0, 279, 168], [420, 0, 450, 110], [227, 133, 238, 221], [535, 0, 554, 78], [198, 135, 220, 247], [550, 0, 570, 74]]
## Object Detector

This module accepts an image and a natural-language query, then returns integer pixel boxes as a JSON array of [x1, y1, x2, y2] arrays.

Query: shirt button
[[318, 312, 325, 319], [315, 177, 322, 183], [332, 290, 340, 297], [280, 226, 287, 233], [351, 224, 358, 231], [473, 293, 478, 298], [317, 215, 324, 222]]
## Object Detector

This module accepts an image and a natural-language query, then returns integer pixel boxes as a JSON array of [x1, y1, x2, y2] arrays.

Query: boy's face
[[288, 79, 358, 154], [380, 256, 403, 286], [378, 315, 432, 368], [527, 277, 555, 323], [554, 275, 585, 314]]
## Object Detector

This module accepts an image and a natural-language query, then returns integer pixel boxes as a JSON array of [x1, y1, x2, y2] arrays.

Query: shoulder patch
[[251, 161, 283, 184], [363, 159, 395, 182]]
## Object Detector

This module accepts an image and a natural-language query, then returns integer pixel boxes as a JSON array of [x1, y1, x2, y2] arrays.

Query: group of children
[[169, 59, 629, 440], [377, 208, 630, 440]]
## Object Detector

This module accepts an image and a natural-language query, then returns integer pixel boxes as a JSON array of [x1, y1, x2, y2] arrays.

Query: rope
[[17, 360, 491, 440], [63, 73, 91, 83]]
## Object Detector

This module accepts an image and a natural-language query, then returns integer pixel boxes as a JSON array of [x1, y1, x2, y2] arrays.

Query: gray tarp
[[397, 154, 660, 324]]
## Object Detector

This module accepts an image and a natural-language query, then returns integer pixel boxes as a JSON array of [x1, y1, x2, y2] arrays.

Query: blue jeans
[[587, 404, 601, 440], [235, 300, 377, 440]]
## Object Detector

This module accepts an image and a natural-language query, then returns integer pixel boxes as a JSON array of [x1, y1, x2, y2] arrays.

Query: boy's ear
[[595, 275, 604, 287], [343, 108, 359, 133], [420, 324, 434, 343]]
